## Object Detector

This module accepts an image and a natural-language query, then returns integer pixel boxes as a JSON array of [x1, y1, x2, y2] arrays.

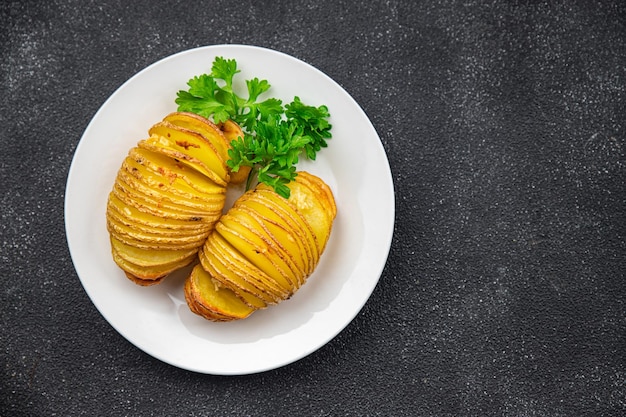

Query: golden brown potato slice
[[124, 272, 166, 286], [162, 112, 251, 185], [197, 246, 269, 309], [185, 264, 256, 321], [224, 206, 304, 287], [215, 217, 297, 292], [112, 179, 223, 223], [106, 215, 210, 247], [234, 193, 314, 277], [107, 193, 213, 234], [147, 121, 229, 184], [137, 138, 225, 187], [291, 171, 337, 220], [217, 119, 251, 184], [116, 165, 222, 216], [128, 147, 225, 197], [110, 236, 198, 267], [122, 155, 223, 207], [106, 206, 208, 241], [200, 232, 285, 304], [204, 231, 290, 301], [111, 163, 226, 221], [111, 245, 197, 280], [163, 112, 230, 161], [251, 188, 320, 264], [109, 232, 204, 251], [259, 171, 335, 254]]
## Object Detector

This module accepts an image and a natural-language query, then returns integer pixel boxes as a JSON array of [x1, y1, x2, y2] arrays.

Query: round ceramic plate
[[65, 45, 394, 375]]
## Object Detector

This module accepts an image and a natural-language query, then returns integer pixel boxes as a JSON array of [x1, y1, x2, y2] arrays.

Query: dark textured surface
[[1, 1, 625, 416]]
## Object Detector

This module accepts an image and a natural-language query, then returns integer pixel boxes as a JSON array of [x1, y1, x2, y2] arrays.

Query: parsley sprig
[[175, 57, 332, 198]]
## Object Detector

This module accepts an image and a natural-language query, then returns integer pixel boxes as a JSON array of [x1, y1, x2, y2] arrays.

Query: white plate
[[65, 45, 394, 375]]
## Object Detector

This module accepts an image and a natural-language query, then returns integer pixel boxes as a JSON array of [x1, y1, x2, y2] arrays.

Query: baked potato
[[185, 171, 336, 321], [106, 112, 232, 284]]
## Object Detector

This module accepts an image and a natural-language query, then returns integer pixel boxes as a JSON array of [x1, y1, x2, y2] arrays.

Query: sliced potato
[[224, 206, 304, 286], [117, 165, 223, 216], [185, 264, 256, 321], [186, 171, 336, 321], [107, 114, 232, 283], [106, 216, 210, 247], [128, 147, 225, 196], [215, 218, 296, 292], [258, 172, 335, 254], [205, 231, 290, 300], [250, 188, 320, 263], [292, 171, 337, 219], [201, 232, 284, 304], [111, 246, 196, 280], [109, 233, 204, 251], [147, 121, 229, 183], [107, 193, 212, 232], [163, 112, 230, 161], [124, 272, 166, 287], [106, 205, 208, 240], [111, 236, 198, 267], [197, 247, 269, 309], [234, 194, 313, 277], [162, 112, 251, 184], [122, 155, 223, 206], [112, 180, 222, 223]]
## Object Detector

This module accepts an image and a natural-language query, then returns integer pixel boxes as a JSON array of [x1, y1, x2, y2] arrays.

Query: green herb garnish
[[175, 57, 331, 198]]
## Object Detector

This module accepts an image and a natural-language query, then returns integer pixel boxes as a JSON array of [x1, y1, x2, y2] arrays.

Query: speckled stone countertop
[[1, 1, 625, 416]]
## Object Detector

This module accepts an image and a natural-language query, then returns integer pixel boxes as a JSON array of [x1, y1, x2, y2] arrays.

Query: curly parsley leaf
[[285, 96, 332, 160], [210, 56, 239, 90]]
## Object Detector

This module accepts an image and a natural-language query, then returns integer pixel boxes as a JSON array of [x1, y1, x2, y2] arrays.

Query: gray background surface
[[1, 1, 625, 416]]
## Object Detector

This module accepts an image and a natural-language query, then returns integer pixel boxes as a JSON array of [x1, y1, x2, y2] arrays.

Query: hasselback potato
[[185, 171, 336, 321], [106, 112, 234, 285]]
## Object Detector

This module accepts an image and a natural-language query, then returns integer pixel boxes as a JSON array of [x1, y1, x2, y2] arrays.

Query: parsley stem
[[245, 167, 258, 192]]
